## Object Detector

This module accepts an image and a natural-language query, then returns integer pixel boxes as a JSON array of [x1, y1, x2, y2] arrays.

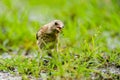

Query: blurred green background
[[0, 0, 120, 53]]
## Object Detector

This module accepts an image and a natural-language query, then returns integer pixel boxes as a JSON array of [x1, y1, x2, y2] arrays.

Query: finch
[[36, 20, 64, 51]]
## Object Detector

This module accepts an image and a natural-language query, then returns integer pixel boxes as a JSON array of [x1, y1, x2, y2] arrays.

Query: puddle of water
[[1, 53, 12, 59], [102, 31, 120, 49], [91, 66, 120, 80], [0, 72, 22, 80]]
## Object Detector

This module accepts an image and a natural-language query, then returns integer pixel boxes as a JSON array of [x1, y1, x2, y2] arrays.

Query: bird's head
[[47, 20, 64, 33]]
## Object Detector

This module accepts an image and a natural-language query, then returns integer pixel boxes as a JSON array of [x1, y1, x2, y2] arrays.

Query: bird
[[36, 20, 64, 52]]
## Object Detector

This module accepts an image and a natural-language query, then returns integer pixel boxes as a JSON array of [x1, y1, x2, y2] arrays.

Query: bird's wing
[[36, 26, 47, 40]]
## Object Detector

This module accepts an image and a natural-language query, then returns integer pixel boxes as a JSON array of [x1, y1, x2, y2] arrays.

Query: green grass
[[0, 0, 120, 79]]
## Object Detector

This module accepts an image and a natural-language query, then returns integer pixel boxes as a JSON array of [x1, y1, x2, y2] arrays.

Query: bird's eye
[[55, 22, 58, 25]]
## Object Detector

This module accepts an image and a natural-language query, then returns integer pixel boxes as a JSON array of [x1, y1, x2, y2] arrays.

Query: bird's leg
[[56, 37, 59, 53], [56, 44, 58, 52]]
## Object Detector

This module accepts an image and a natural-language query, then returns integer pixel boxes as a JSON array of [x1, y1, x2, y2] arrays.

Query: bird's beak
[[56, 27, 61, 32], [56, 25, 64, 32]]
